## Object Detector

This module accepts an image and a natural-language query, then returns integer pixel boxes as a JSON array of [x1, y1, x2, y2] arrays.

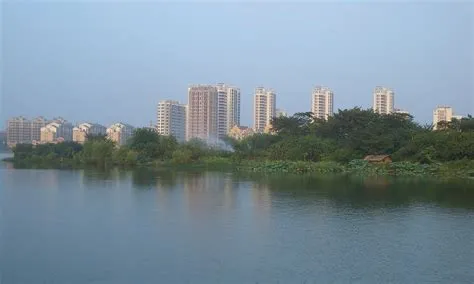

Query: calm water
[[1, 158, 474, 283]]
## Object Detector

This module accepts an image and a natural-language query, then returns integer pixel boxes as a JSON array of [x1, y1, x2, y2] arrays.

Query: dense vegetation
[[7, 108, 474, 179]]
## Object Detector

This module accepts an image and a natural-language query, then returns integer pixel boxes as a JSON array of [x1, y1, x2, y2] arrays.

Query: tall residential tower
[[433, 106, 454, 130], [311, 86, 334, 120], [216, 83, 241, 138], [187, 85, 218, 141], [373, 86, 395, 115], [156, 100, 187, 142], [253, 87, 276, 132]]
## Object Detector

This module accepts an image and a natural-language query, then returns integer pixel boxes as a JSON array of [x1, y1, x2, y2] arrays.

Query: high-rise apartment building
[[0, 131, 6, 146], [156, 100, 187, 142], [216, 83, 241, 138], [7, 116, 48, 146], [40, 120, 73, 143], [373, 86, 395, 115], [433, 106, 453, 130], [311, 86, 334, 120], [187, 85, 218, 140], [106, 123, 135, 146], [253, 87, 276, 132], [73, 123, 107, 144]]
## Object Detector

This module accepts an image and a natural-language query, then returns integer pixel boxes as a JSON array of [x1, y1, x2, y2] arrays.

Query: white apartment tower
[[156, 100, 187, 142], [254, 87, 276, 132], [216, 83, 241, 138], [373, 86, 395, 115], [433, 106, 454, 130], [311, 86, 334, 120], [187, 85, 218, 141]]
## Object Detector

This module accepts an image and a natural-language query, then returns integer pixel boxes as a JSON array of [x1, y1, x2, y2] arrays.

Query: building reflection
[[251, 182, 272, 215], [180, 172, 272, 220], [80, 167, 130, 189]]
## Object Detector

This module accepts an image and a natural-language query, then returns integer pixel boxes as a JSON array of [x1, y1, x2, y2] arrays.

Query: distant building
[[264, 123, 275, 134], [216, 83, 241, 139], [156, 100, 187, 142], [187, 85, 218, 141], [72, 123, 107, 144], [311, 86, 334, 120], [394, 108, 410, 115], [276, 109, 288, 117], [433, 106, 453, 130], [373, 86, 395, 115], [106, 123, 135, 146], [228, 125, 254, 140], [394, 108, 411, 119], [453, 115, 464, 120], [7, 116, 48, 147], [0, 131, 6, 146], [31, 117, 49, 142], [254, 87, 276, 132], [40, 121, 73, 143]]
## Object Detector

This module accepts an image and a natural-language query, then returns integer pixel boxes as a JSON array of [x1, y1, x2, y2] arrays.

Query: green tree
[[128, 128, 178, 162]]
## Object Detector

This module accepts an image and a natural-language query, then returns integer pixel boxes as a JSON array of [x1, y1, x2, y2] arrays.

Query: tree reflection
[[234, 173, 474, 210], [132, 168, 179, 189]]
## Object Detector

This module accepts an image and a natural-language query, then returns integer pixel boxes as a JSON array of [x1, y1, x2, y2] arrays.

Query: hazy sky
[[1, 1, 473, 128]]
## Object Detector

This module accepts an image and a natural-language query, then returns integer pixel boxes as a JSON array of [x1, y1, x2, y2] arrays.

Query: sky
[[1, 1, 473, 129]]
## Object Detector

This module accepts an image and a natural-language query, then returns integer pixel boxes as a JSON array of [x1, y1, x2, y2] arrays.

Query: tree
[[271, 112, 313, 136], [128, 128, 178, 162]]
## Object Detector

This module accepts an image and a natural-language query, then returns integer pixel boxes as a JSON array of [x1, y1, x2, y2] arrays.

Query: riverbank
[[237, 159, 474, 180], [4, 155, 474, 181]]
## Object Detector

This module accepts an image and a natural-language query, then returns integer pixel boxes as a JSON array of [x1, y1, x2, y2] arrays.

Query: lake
[[1, 157, 474, 283]]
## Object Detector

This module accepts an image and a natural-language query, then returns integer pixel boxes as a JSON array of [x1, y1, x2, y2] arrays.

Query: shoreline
[[4, 157, 474, 181]]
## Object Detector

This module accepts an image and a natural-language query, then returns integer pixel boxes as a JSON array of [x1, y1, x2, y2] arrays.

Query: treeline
[[11, 130, 229, 168], [10, 108, 474, 169], [226, 108, 474, 163]]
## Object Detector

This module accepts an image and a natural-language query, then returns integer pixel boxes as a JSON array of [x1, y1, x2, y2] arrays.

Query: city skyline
[[2, 2, 473, 128], [4, 84, 472, 129], [5, 99, 470, 146]]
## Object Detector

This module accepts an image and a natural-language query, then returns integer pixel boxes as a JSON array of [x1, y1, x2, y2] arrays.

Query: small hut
[[364, 155, 392, 164]]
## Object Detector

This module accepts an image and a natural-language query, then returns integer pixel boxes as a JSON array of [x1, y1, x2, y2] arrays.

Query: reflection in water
[[240, 173, 474, 209], [2, 167, 474, 284], [80, 167, 130, 189], [76, 168, 474, 210]]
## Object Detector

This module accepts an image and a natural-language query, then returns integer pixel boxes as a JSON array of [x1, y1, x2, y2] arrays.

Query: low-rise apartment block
[[73, 123, 107, 144], [106, 123, 135, 146], [228, 125, 255, 140], [40, 120, 74, 143]]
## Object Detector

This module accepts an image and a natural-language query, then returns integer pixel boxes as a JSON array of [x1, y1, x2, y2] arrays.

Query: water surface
[[1, 164, 473, 283]]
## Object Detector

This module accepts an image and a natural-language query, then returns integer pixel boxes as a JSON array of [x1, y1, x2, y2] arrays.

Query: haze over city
[[2, 2, 473, 128]]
